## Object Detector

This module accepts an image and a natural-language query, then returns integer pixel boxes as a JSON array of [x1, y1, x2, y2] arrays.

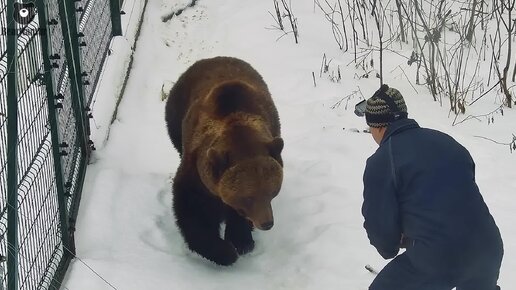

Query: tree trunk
[[395, 0, 406, 42], [466, 0, 478, 42], [502, 5, 513, 107]]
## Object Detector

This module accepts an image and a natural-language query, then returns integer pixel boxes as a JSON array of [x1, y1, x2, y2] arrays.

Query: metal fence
[[0, 0, 122, 289]]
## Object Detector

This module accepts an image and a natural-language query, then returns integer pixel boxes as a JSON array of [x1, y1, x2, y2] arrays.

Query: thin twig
[[473, 135, 511, 145], [469, 80, 500, 106], [390, 65, 418, 94], [330, 90, 361, 109], [453, 105, 503, 126]]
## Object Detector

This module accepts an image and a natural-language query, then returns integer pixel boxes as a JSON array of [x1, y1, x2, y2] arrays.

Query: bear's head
[[199, 126, 284, 231]]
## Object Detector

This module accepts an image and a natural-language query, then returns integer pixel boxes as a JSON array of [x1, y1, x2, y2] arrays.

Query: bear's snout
[[258, 221, 274, 231], [249, 203, 274, 231]]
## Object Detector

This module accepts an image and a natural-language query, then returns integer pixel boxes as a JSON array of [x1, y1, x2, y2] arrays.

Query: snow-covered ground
[[62, 0, 516, 289]]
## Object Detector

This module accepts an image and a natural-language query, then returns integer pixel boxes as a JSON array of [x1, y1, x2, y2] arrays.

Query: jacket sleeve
[[361, 150, 401, 259]]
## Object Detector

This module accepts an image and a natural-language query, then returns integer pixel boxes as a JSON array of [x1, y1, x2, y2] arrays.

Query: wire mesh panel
[[76, 0, 113, 108], [1, 0, 121, 288], [1, 0, 11, 286], [6, 7, 65, 290], [15, 22, 58, 290], [1, 0, 19, 288], [45, 0, 86, 221]]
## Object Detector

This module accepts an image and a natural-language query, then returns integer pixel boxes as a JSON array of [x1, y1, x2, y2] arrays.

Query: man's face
[[370, 127, 387, 145]]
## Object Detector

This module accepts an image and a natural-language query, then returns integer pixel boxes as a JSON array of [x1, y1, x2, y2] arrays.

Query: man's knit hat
[[365, 84, 408, 128]]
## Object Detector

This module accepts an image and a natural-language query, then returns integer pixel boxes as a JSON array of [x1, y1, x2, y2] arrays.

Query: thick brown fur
[[165, 56, 283, 266]]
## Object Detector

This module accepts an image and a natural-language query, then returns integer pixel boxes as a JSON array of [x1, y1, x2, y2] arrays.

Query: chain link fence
[[0, 0, 122, 289]]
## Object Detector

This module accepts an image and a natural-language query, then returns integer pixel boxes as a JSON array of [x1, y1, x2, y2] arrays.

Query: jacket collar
[[380, 118, 420, 146]]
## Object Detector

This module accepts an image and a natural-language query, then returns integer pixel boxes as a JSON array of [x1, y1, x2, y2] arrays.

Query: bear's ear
[[268, 137, 284, 156], [207, 148, 230, 180]]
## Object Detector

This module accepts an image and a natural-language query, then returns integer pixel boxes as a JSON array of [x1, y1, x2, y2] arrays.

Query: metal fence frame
[[0, 0, 122, 289]]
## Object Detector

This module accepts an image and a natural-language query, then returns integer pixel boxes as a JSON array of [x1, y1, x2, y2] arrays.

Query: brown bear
[[165, 56, 284, 266]]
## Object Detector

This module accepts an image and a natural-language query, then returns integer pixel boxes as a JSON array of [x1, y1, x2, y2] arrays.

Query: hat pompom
[[379, 84, 389, 93]]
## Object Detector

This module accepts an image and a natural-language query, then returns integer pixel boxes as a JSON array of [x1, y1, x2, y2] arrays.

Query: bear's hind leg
[[173, 180, 238, 266], [225, 207, 255, 255]]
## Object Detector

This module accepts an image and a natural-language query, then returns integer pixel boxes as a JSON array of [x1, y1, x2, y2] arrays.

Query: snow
[[62, 0, 516, 289], [86, 0, 147, 150]]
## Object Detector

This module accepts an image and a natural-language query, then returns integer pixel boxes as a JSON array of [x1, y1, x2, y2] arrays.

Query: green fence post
[[36, 0, 72, 278], [58, 0, 93, 262], [65, 0, 93, 246], [6, 1, 19, 289], [58, 0, 89, 154], [65, 0, 91, 138], [109, 0, 123, 36]]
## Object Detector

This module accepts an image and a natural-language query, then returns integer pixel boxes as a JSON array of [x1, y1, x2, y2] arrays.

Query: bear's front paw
[[225, 225, 255, 255], [224, 214, 254, 255], [206, 240, 239, 266], [232, 238, 255, 255]]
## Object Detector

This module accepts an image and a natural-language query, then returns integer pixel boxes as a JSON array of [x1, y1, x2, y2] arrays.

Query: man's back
[[365, 118, 503, 277], [359, 85, 502, 289]]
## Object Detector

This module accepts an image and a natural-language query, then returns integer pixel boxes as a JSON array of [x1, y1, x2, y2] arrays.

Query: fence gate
[[0, 0, 122, 289]]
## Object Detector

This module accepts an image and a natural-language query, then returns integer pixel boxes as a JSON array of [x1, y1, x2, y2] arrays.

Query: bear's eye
[[223, 152, 231, 168], [209, 149, 231, 180], [216, 151, 231, 170], [267, 137, 284, 158]]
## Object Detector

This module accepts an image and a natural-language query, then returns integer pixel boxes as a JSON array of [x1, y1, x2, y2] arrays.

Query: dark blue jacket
[[362, 118, 502, 273]]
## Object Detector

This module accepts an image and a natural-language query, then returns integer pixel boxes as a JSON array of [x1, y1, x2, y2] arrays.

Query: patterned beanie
[[365, 84, 408, 128]]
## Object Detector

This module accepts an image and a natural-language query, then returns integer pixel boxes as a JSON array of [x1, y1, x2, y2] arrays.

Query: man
[[355, 84, 503, 290]]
